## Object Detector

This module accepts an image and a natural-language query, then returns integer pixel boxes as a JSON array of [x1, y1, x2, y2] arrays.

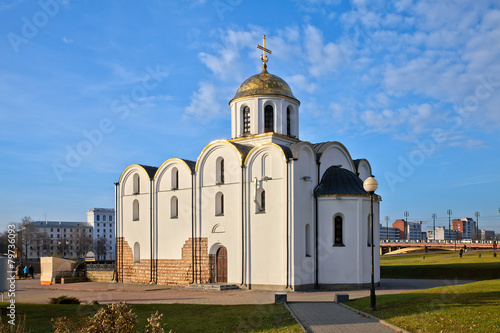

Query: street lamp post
[[385, 216, 390, 240], [432, 214, 436, 243], [447, 210, 452, 242], [363, 176, 378, 311], [475, 212, 480, 242]]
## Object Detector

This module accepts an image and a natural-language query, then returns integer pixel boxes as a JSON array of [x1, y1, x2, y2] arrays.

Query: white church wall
[[318, 142, 356, 176], [155, 160, 193, 260], [356, 159, 372, 181], [120, 166, 152, 261], [290, 144, 317, 288], [316, 197, 379, 285], [197, 141, 243, 283], [245, 144, 287, 287]]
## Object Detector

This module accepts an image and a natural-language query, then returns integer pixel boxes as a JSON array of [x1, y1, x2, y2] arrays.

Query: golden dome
[[230, 69, 298, 104]]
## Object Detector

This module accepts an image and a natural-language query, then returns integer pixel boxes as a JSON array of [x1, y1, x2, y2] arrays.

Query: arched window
[[216, 157, 224, 184], [334, 215, 343, 246], [305, 224, 311, 257], [133, 200, 139, 221], [133, 242, 140, 262], [256, 188, 265, 213], [264, 105, 274, 133], [171, 196, 178, 218], [287, 106, 292, 136], [96, 215, 100, 221], [171, 167, 179, 190], [109, 215, 112, 221], [103, 215, 106, 221], [215, 192, 224, 216], [133, 173, 140, 194], [243, 106, 250, 135], [262, 154, 272, 178]]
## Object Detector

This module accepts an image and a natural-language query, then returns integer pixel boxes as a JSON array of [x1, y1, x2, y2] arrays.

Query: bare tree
[[18, 216, 41, 261], [95, 237, 108, 260], [74, 234, 93, 259]]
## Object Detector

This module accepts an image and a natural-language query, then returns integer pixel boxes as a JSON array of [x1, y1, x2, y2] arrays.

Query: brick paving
[[288, 302, 399, 333]]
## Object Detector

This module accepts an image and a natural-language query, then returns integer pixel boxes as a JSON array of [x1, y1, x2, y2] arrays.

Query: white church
[[115, 37, 380, 290]]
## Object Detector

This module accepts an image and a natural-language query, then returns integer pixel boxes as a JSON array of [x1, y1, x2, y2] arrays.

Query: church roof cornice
[[243, 142, 293, 165], [195, 140, 253, 172], [118, 164, 158, 183], [154, 158, 196, 178]]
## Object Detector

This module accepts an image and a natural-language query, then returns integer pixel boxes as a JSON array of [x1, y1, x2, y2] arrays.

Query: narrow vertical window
[[287, 106, 291, 136], [215, 192, 224, 216], [264, 105, 274, 132], [109, 215, 112, 221], [256, 188, 266, 213], [133, 200, 139, 221], [171, 196, 178, 218], [171, 167, 179, 189], [243, 106, 250, 135], [216, 157, 224, 184], [133, 173, 140, 194], [133, 242, 140, 262], [103, 215, 106, 221], [334, 216, 343, 246], [305, 224, 311, 257], [96, 215, 100, 221]]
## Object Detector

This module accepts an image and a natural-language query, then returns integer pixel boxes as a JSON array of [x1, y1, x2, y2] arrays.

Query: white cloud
[[286, 74, 317, 93], [304, 25, 343, 77], [184, 82, 223, 121]]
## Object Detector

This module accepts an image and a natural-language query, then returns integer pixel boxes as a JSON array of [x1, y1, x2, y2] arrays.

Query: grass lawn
[[381, 251, 500, 280], [0, 303, 302, 333], [348, 279, 500, 333]]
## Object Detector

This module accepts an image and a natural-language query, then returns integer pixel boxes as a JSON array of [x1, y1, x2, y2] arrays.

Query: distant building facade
[[480, 229, 495, 240], [427, 227, 460, 241], [452, 218, 476, 239], [87, 208, 116, 260], [392, 219, 422, 240], [379, 224, 400, 240], [27, 221, 93, 260]]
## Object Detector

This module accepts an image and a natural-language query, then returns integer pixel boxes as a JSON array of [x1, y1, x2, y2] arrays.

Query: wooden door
[[216, 246, 227, 283]]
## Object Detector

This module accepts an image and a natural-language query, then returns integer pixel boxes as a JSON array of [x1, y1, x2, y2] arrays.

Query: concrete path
[[287, 302, 399, 333], [12, 277, 475, 305]]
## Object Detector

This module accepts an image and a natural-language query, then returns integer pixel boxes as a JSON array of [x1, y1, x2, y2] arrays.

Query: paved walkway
[[288, 302, 399, 333]]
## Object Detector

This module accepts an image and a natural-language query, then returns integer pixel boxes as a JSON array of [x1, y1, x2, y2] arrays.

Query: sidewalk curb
[[337, 302, 411, 333], [284, 303, 307, 332]]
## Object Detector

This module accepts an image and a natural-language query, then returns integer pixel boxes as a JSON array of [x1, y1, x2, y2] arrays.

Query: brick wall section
[[87, 270, 114, 282], [117, 237, 210, 286]]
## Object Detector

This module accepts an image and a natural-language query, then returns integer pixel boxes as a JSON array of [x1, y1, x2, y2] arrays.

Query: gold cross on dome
[[257, 35, 272, 71]]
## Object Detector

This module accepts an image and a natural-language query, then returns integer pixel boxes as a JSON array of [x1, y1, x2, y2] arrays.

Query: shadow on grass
[[382, 262, 500, 280]]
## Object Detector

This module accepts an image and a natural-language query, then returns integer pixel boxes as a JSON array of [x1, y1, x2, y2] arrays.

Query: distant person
[[23, 266, 28, 278], [459, 248, 463, 258], [463, 244, 467, 252], [494, 242, 497, 250], [16, 264, 23, 279], [28, 265, 34, 279]]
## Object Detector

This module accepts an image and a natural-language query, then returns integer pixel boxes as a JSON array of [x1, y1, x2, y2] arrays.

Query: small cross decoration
[[257, 35, 272, 71]]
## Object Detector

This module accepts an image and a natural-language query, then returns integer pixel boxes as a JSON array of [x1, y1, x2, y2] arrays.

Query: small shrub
[[49, 296, 81, 304], [0, 314, 27, 333]]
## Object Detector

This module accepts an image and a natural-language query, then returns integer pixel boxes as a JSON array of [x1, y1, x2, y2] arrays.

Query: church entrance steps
[[187, 283, 240, 291]]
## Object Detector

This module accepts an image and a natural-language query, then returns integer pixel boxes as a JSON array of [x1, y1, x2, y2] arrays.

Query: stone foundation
[[117, 237, 210, 285]]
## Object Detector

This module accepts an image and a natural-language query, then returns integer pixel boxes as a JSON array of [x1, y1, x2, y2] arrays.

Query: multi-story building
[[427, 227, 461, 241], [406, 222, 422, 240], [379, 224, 400, 240], [452, 218, 476, 239], [87, 208, 115, 260], [480, 229, 495, 240], [392, 219, 422, 240], [26, 221, 93, 260]]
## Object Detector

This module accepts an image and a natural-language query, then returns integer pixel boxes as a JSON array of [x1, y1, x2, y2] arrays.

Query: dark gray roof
[[230, 142, 253, 162], [314, 165, 368, 197], [179, 159, 196, 173], [138, 164, 158, 179], [276, 144, 294, 160]]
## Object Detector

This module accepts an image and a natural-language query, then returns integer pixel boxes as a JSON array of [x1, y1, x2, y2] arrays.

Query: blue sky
[[1, 0, 499, 232]]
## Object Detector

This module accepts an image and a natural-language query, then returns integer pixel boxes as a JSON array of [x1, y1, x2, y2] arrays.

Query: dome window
[[243, 106, 250, 135], [287, 106, 292, 136], [264, 105, 274, 133]]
